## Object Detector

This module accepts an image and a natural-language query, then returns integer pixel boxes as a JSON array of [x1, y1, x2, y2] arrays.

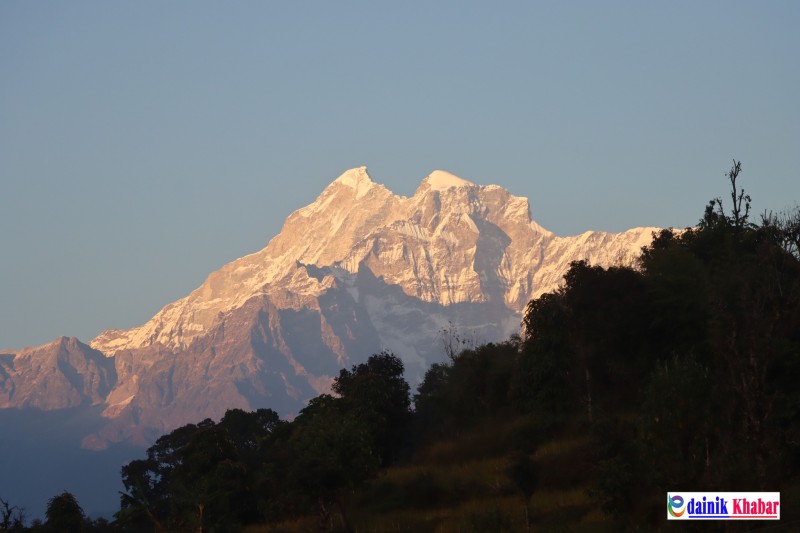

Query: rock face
[[1, 168, 659, 448], [0, 337, 115, 410]]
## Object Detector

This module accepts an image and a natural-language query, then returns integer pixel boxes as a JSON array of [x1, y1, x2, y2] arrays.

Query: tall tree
[[43, 492, 85, 533], [332, 351, 412, 465], [280, 394, 380, 532], [117, 421, 208, 530]]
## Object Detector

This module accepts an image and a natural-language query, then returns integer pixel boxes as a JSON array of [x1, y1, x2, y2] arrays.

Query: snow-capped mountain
[[0, 167, 658, 448]]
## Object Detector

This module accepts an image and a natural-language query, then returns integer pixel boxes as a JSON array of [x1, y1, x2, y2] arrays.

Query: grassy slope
[[250, 416, 618, 532], [248, 413, 800, 532]]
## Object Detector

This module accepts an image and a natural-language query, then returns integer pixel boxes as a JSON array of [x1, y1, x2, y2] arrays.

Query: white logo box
[[667, 492, 780, 520]]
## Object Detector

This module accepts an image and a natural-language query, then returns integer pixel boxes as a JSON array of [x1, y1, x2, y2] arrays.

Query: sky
[[2, 1, 798, 351]]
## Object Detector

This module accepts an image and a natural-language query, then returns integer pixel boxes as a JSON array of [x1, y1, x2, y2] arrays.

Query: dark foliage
[[414, 341, 518, 441], [0, 497, 27, 533], [42, 492, 85, 533]]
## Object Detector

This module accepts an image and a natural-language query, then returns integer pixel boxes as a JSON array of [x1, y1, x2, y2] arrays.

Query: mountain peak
[[423, 170, 474, 191], [333, 166, 375, 199]]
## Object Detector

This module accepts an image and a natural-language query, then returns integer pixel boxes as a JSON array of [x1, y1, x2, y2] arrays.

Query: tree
[[169, 425, 249, 532], [0, 497, 26, 532], [43, 491, 85, 533], [762, 205, 800, 259], [514, 292, 572, 423], [332, 351, 412, 465], [218, 408, 282, 457], [117, 421, 207, 531], [281, 395, 380, 532], [438, 321, 476, 361], [115, 457, 166, 532], [637, 355, 715, 488], [518, 262, 653, 424], [635, 161, 800, 489], [415, 340, 518, 441], [414, 362, 453, 437], [116, 409, 285, 531], [723, 159, 751, 228]]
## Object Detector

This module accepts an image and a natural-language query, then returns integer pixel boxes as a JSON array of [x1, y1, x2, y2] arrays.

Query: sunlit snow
[[425, 170, 474, 190]]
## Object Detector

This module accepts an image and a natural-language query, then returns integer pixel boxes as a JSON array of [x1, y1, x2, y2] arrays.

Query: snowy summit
[[424, 170, 475, 191], [334, 166, 375, 199]]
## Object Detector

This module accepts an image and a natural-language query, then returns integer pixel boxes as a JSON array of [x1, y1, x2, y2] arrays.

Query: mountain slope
[[4, 167, 659, 448]]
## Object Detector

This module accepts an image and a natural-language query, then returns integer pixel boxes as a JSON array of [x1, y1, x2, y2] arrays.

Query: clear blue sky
[[2, 1, 798, 350]]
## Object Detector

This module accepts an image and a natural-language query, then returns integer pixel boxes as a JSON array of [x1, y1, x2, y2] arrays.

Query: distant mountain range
[[1, 167, 658, 450]]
